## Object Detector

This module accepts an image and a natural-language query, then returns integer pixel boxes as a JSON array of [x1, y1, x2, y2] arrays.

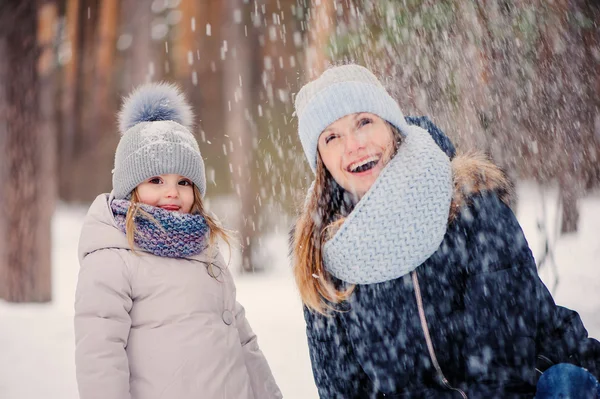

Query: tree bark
[[120, 0, 153, 88], [223, 0, 260, 272], [559, 173, 580, 234], [93, 0, 118, 133], [59, 0, 80, 199], [0, 0, 56, 302], [174, 0, 196, 82], [305, 0, 335, 78]]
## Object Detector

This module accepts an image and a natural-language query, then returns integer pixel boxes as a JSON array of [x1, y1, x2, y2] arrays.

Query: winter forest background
[[0, 0, 599, 398]]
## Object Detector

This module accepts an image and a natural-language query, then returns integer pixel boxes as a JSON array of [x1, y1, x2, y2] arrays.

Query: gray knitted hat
[[295, 64, 410, 172], [112, 82, 206, 199]]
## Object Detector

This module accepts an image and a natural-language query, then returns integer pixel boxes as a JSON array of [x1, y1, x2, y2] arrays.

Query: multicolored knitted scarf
[[111, 199, 209, 258]]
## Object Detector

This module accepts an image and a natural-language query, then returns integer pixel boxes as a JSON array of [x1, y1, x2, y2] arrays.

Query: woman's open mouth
[[347, 156, 381, 174]]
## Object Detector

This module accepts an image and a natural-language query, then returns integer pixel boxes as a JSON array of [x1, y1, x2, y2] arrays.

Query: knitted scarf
[[322, 124, 453, 284], [111, 199, 209, 258]]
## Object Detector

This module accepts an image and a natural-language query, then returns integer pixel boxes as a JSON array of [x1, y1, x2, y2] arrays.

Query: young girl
[[292, 64, 600, 398], [75, 83, 282, 399]]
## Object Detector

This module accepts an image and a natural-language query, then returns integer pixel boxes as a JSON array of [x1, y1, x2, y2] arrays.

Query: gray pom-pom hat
[[295, 64, 410, 173], [112, 82, 206, 199]]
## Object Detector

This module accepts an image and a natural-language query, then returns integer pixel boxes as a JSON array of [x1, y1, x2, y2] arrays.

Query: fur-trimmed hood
[[448, 152, 513, 222]]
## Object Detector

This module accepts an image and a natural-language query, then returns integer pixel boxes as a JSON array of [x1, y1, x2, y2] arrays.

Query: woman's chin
[[348, 166, 383, 193], [346, 178, 378, 200]]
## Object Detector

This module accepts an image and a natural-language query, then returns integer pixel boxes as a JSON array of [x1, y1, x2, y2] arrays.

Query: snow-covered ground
[[1, 182, 599, 399]]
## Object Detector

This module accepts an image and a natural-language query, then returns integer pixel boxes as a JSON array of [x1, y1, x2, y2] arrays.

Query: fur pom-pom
[[118, 82, 193, 134]]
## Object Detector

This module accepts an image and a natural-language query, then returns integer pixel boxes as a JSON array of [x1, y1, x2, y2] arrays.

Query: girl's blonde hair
[[293, 123, 403, 314], [125, 185, 231, 255]]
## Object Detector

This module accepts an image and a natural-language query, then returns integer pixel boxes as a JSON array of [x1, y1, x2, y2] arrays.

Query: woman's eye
[[325, 134, 337, 144], [179, 180, 192, 186], [358, 118, 373, 127], [148, 177, 161, 184]]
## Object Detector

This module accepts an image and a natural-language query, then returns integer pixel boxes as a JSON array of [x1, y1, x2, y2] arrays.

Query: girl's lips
[[159, 205, 180, 211]]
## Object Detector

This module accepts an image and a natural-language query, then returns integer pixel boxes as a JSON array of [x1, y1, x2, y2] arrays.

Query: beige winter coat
[[75, 193, 282, 399]]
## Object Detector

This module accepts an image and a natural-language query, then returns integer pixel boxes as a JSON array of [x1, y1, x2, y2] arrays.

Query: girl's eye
[[358, 117, 373, 128], [148, 177, 162, 184], [179, 179, 192, 186], [324, 134, 337, 144]]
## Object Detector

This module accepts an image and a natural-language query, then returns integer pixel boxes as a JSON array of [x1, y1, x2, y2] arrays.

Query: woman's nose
[[345, 130, 366, 154]]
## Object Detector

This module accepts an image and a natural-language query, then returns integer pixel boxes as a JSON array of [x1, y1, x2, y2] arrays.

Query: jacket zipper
[[411, 271, 468, 399]]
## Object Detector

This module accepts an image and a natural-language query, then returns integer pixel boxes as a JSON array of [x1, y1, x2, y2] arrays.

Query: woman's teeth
[[349, 157, 380, 173]]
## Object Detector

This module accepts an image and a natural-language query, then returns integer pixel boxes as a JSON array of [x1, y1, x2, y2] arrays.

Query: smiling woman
[[290, 64, 600, 398], [317, 113, 398, 201]]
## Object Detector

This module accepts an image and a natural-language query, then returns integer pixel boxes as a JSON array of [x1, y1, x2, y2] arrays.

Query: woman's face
[[136, 174, 195, 213], [317, 112, 395, 199]]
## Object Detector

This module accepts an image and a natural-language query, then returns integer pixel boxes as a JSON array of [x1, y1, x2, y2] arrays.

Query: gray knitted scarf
[[322, 124, 453, 284]]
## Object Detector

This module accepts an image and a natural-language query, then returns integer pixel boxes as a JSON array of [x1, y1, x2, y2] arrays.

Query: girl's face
[[317, 112, 395, 200], [136, 174, 195, 213]]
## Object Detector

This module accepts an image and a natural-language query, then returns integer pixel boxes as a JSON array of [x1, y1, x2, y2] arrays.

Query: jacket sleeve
[[459, 193, 600, 384], [534, 272, 600, 377], [303, 305, 378, 399], [234, 300, 283, 399], [74, 249, 133, 399]]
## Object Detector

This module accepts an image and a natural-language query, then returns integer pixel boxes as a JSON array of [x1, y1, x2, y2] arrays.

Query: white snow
[[1, 181, 599, 399]]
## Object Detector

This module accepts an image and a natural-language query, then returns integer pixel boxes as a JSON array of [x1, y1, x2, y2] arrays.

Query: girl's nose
[[165, 184, 179, 198]]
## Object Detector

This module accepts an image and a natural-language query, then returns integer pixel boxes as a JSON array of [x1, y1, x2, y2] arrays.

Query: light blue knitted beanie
[[295, 64, 410, 172], [112, 82, 206, 199]]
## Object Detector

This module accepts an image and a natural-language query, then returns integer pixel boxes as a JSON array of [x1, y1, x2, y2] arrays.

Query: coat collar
[[448, 152, 513, 221]]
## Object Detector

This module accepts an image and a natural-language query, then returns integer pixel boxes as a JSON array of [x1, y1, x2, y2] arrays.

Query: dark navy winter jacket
[[302, 117, 600, 398]]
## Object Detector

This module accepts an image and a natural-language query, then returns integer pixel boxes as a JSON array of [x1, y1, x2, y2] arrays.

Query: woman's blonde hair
[[125, 185, 231, 256], [293, 123, 403, 314]]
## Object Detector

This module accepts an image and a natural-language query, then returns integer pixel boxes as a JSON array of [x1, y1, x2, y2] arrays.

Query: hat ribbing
[[295, 64, 409, 172], [112, 82, 206, 199]]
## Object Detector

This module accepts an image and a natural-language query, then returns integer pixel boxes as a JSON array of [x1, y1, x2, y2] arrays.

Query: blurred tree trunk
[[174, 0, 195, 82], [60, 0, 114, 202], [559, 174, 580, 233], [195, 1, 225, 158], [541, 0, 586, 234], [64, 0, 118, 202], [223, 0, 259, 272], [0, 0, 57, 302], [93, 0, 118, 137], [188, 2, 231, 198], [59, 0, 79, 199], [120, 0, 153, 88], [583, 1, 600, 190], [175, 0, 204, 111], [470, 1, 532, 197], [305, 0, 335, 78], [78, 0, 100, 146]]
